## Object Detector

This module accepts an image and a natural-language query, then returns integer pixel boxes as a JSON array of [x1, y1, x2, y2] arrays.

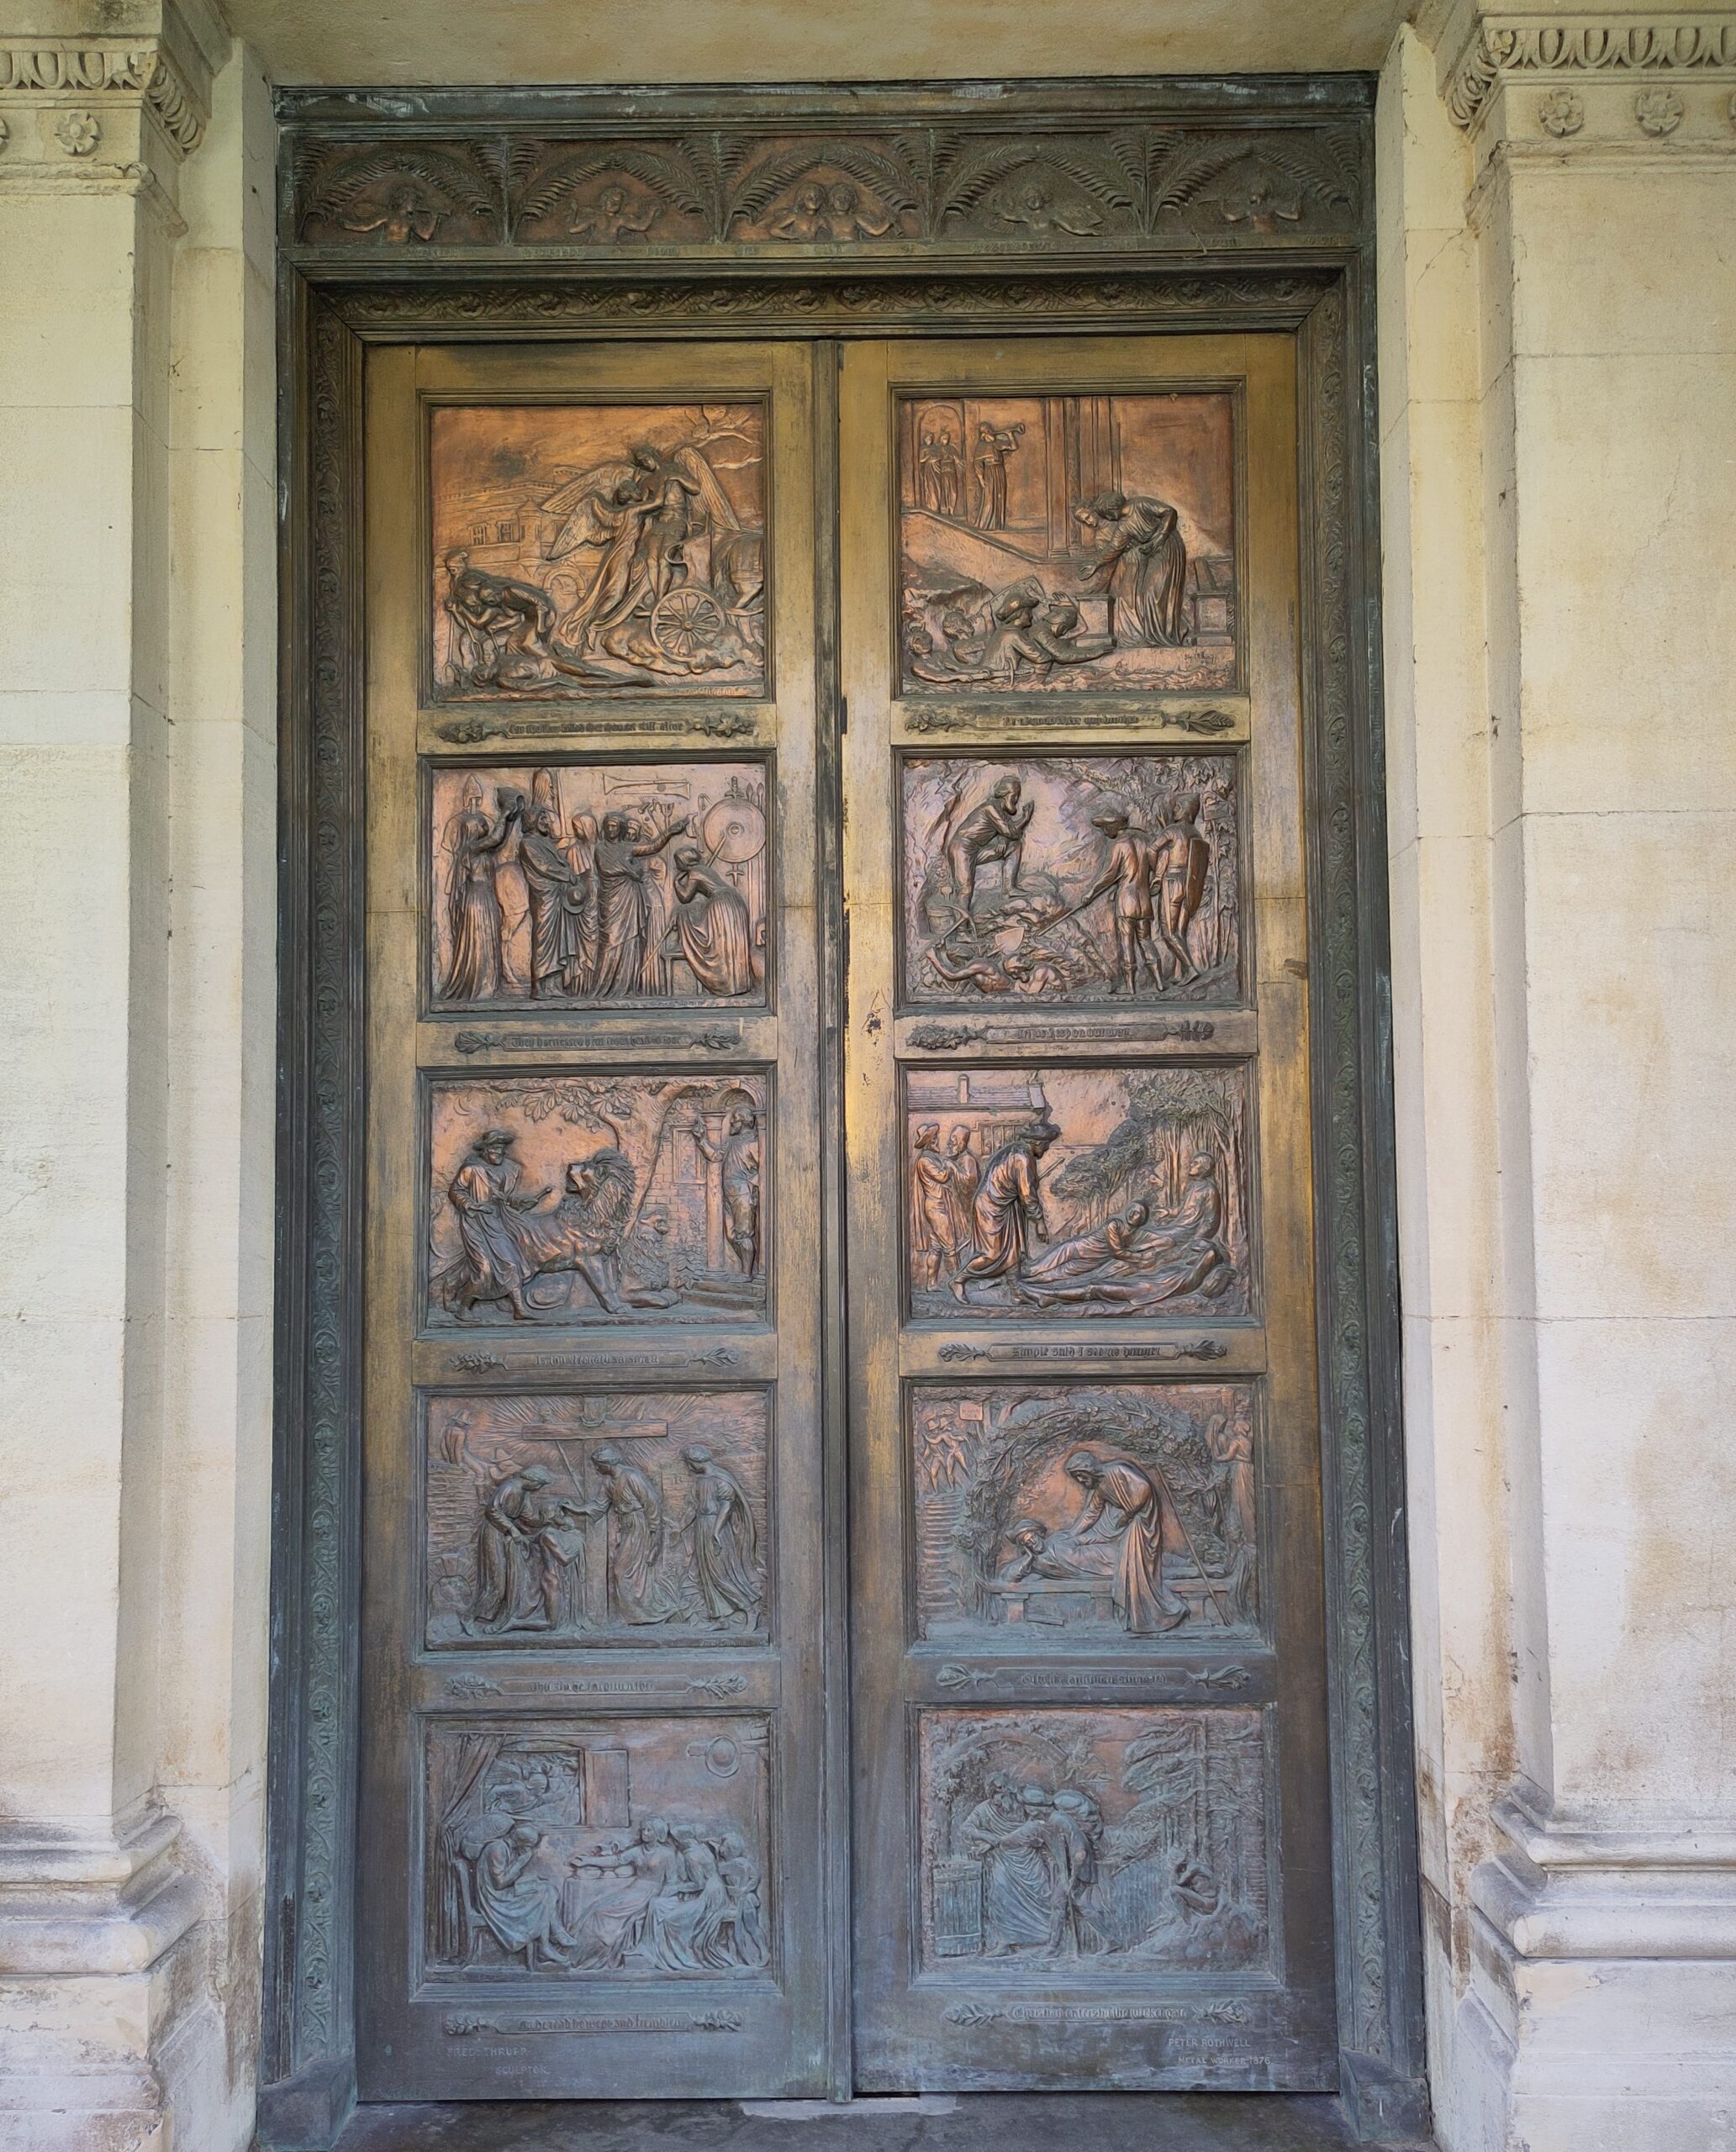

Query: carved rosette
[[0, 31, 216, 207], [1435, 7, 1736, 156]]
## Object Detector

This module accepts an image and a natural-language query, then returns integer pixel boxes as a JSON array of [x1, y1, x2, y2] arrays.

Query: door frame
[[259, 75, 1425, 2148]]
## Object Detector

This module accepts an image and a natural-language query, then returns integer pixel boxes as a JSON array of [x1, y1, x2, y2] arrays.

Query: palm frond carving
[[934, 137, 1134, 223], [724, 136, 921, 228], [298, 139, 500, 236], [508, 138, 715, 233]]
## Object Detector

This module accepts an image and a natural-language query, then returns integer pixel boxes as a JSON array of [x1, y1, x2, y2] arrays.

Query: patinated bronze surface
[[902, 1063, 1252, 1323], [844, 334, 1333, 2091], [424, 1715, 773, 1981], [356, 340, 829, 2102], [430, 404, 766, 699], [266, 75, 1425, 2146], [430, 759, 769, 1009], [910, 1382, 1258, 1644], [915, 1707, 1269, 1974], [898, 392, 1237, 694], [900, 752, 1241, 1007], [426, 1075, 768, 1327], [425, 1390, 769, 1647]]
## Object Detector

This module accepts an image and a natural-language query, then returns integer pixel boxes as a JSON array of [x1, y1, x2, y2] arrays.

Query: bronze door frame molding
[[261, 74, 1425, 2148]]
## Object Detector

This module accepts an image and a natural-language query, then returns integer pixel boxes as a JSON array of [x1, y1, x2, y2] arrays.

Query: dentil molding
[[1430, 5, 1736, 152]]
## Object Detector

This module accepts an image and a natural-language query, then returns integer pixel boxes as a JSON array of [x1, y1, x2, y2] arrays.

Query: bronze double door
[[356, 333, 1334, 2100]]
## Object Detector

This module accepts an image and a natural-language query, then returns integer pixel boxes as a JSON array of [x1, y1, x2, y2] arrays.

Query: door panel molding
[[261, 76, 1424, 2149]]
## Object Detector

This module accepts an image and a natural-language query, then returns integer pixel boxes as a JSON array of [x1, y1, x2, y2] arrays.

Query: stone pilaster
[[0, 8, 272, 2151], [1433, 4, 1736, 164], [1400, 9, 1736, 2148]]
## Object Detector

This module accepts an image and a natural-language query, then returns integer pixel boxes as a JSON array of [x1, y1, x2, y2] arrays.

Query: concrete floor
[[329, 2093, 1428, 2152]]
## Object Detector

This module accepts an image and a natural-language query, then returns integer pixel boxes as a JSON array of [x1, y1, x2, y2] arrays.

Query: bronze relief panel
[[430, 760, 769, 1009], [898, 391, 1236, 694], [425, 1714, 773, 1980], [426, 1074, 768, 1328], [426, 1390, 769, 1646], [904, 1064, 1253, 1322], [900, 752, 1241, 1005], [911, 1382, 1258, 1643], [915, 1706, 1269, 1974], [430, 403, 767, 699]]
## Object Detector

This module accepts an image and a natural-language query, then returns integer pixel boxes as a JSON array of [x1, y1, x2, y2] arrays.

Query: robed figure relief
[[902, 754, 1240, 1005], [427, 1392, 769, 1647], [431, 403, 767, 697], [427, 1717, 771, 1978], [430, 762, 768, 1010], [898, 391, 1236, 694], [905, 1066, 1252, 1322], [919, 1709, 1269, 1972], [427, 1075, 768, 1328], [913, 1384, 1259, 1642]]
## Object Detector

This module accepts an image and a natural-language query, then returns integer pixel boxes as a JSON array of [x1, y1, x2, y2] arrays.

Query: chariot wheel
[[700, 793, 768, 867], [650, 584, 726, 663]]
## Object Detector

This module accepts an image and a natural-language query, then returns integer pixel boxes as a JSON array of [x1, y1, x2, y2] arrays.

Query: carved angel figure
[[568, 182, 657, 242]]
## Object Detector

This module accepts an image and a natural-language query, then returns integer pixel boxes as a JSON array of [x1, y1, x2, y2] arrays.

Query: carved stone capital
[[1430, 4, 1736, 158], [0, 0, 228, 210]]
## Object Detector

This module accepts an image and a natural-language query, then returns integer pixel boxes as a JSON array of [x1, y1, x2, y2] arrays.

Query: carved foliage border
[[263, 246, 1422, 2130], [264, 293, 363, 2094], [1303, 282, 1387, 2071]]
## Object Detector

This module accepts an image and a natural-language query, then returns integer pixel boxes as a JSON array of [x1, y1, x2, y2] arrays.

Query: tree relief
[[430, 760, 768, 1009], [427, 1390, 768, 1646], [912, 1383, 1257, 1643], [427, 1075, 766, 1329], [917, 1708, 1269, 1974], [901, 753, 1240, 1005], [899, 391, 1236, 695], [430, 403, 766, 699], [904, 1065, 1252, 1323], [426, 1715, 771, 1979]]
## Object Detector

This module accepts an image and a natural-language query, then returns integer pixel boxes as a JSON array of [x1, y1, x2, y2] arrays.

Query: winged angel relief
[[430, 404, 767, 698]]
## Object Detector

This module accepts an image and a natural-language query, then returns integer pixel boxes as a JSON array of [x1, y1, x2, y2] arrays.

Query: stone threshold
[[325, 2091, 1434, 2151]]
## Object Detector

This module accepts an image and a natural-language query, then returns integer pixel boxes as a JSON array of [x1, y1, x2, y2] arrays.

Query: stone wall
[[0, 8, 277, 2147], [1380, 8, 1736, 2147]]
